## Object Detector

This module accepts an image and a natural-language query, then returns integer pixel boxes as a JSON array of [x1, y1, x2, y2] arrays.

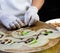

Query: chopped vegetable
[[25, 38, 34, 43], [22, 31, 29, 36], [0, 34, 4, 38], [0, 40, 5, 44], [44, 31, 53, 35], [29, 39, 37, 45]]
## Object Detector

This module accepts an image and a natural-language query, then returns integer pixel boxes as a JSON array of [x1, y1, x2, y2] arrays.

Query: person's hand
[[24, 6, 39, 26], [0, 15, 25, 29]]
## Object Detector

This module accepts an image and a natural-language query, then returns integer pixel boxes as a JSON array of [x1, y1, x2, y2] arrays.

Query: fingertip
[[9, 23, 17, 29], [6, 25, 11, 30]]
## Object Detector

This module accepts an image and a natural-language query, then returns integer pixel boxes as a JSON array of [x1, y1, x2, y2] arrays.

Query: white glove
[[24, 6, 39, 26], [0, 15, 25, 29]]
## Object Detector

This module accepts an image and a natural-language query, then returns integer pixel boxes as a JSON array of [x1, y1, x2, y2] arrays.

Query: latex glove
[[24, 6, 39, 26], [0, 15, 25, 29]]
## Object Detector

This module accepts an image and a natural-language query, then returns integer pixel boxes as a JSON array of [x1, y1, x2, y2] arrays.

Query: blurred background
[[38, 0, 60, 22]]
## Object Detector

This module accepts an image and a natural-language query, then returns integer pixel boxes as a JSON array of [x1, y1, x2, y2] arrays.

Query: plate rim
[[45, 18, 60, 23]]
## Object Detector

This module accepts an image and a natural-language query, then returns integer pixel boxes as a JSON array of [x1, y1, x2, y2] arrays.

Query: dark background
[[38, 0, 60, 22]]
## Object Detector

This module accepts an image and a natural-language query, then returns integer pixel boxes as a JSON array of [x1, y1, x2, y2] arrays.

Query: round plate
[[45, 18, 60, 23], [45, 18, 60, 31], [0, 21, 60, 53], [2, 38, 60, 53]]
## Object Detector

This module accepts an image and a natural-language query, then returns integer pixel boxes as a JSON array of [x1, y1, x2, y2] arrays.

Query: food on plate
[[24, 36, 49, 47], [11, 28, 60, 48], [49, 23, 60, 27], [0, 41, 28, 50], [0, 28, 60, 51], [45, 19, 60, 31], [11, 29, 36, 39], [48, 23, 60, 31], [0, 31, 6, 39], [0, 37, 20, 45], [36, 29, 60, 39]]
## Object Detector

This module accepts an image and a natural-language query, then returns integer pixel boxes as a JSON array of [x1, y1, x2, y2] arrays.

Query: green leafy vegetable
[[44, 31, 53, 35], [29, 39, 37, 45], [22, 31, 29, 36]]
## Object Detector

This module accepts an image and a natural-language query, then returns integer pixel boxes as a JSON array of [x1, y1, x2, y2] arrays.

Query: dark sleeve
[[38, 0, 60, 22]]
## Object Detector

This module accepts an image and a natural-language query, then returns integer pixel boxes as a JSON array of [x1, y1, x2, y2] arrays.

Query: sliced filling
[[25, 38, 37, 45], [43, 30, 53, 35], [15, 29, 31, 36], [0, 32, 5, 39], [37, 29, 60, 39], [0, 39, 15, 45], [18, 31, 30, 36], [0, 34, 4, 38]]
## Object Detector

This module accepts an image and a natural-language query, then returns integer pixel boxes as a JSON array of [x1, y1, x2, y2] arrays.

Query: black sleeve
[[38, 0, 60, 22]]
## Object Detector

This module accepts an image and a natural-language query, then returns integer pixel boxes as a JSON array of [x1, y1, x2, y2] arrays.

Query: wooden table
[[0, 21, 60, 53]]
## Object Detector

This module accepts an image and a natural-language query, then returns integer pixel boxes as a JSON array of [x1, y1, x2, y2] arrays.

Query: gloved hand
[[24, 6, 39, 26], [0, 15, 25, 29]]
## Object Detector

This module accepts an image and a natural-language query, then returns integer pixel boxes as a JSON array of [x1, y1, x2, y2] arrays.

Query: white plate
[[45, 18, 60, 23], [45, 18, 60, 31]]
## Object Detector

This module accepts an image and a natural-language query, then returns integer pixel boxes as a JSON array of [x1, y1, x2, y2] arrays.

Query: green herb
[[29, 39, 37, 45], [44, 31, 53, 35], [22, 31, 29, 36]]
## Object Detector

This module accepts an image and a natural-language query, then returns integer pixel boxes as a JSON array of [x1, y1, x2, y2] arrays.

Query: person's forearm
[[32, 0, 44, 10]]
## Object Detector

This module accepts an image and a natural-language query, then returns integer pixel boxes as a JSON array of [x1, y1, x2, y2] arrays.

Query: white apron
[[0, 0, 32, 19]]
